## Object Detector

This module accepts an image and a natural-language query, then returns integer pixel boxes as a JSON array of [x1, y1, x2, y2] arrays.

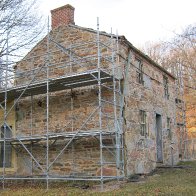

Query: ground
[[0, 161, 196, 196]]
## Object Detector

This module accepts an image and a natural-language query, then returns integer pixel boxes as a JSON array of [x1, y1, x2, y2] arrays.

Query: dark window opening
[[163, 76, 169, 99], [167, 117, 172, 140], [0, 125, 12, 168], [175, 98, 183, 104], [135, 58, 144, 85]]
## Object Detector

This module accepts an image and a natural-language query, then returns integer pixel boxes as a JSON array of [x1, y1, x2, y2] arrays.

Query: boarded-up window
[[140, 110, 147, 137], [167, 117, 172, 140], [143, 74, 152, 89], [135, 58, 143, 85], [163, 76, 169, 99], [0, 125, 12, 168]]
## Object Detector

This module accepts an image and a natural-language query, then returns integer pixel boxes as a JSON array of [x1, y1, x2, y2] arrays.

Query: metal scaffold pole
[[176, 60, 188, 159], [179, 63, 183, 156], [30, 95, 33, 176], [97, 17, 103, 190], [46, 16, 50, 190], [0, 16, 125, 186], [2, 29, 9, 190], [179, 63, 188, 159]]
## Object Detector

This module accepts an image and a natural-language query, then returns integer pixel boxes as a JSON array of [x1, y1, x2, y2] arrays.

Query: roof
[[121, 36, 176, 80], [68, 24, 176, 80], [15, 23, 176, 80]]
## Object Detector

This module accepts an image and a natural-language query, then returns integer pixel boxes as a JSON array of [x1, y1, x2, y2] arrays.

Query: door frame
[[155, 113, 163, 162]]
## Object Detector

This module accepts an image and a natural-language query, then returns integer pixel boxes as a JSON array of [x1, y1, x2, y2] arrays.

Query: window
[[167, 117, 172, 140], [135, 58, 143, 84], [0, 125, 12, 168], [140, 110, 147, 137], [163, 76, 169, 99]]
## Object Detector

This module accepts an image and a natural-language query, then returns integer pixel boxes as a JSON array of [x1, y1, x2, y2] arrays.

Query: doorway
[[156, 114, 163, 162]]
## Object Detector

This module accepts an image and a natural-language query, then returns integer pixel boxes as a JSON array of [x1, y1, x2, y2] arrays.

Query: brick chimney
[[51, 4, 75, 29]]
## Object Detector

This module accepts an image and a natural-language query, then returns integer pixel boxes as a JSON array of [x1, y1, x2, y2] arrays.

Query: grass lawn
[[0, 161, 196, 196]]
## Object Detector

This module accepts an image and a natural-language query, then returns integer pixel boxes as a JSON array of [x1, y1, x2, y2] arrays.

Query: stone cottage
[[0, 4, 178, 182]]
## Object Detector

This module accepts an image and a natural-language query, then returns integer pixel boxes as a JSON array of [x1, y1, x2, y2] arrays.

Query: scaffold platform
[[0, 130, 116, 145], [0, 69, 114, 102]]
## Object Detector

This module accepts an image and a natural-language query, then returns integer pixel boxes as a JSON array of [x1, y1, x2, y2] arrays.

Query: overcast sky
[[40, 0, 196, 47]]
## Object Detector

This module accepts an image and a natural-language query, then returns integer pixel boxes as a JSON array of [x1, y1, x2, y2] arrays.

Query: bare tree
[[0, 0, 44, 62], [141, 24, 196, 140], [168, 24, 196, 90], [0, 0, 45, 89], [0, 59, 3, 88], [141, 24, 196, 89]]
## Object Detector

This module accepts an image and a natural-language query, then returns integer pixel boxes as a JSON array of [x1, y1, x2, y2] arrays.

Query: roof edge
[[119, 36, 176, 80], [69, 24, 176, 80], [15, 23, 176, 80]]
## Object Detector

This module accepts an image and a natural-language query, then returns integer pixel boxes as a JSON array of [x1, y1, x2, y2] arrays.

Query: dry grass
[[0, 161, 196, 196]]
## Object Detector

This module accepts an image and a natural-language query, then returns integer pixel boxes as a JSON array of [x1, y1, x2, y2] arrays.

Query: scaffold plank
[[0, 130, 115, 145], [0, 69, 114, 102]]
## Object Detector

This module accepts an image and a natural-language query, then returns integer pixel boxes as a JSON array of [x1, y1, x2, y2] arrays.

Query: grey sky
[[40, 0, 196, 47]]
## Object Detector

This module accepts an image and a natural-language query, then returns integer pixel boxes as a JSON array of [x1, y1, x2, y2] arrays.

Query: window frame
[[140, 110, 147, 137], [167, 117, 172, 140], [163, 75, 169, 99], [135, 58, 144, 85]]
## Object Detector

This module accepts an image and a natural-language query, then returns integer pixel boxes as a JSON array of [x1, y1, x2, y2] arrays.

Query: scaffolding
[[0, 19, 124, 189], [175, 62, 188, 159]]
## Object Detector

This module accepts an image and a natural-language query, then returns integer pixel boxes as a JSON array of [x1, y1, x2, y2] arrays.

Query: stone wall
[[13, 25, 121, 177], [12, 24, 178, 177], [14, 85, 120, 176], [15, 25, 116, 87], [118, 42, 178, 175], [15, 137, 117, 177]]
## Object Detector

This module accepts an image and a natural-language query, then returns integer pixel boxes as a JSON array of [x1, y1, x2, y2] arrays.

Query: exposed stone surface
[[3, 23, 179, 177], [122, 48, 178, 174]]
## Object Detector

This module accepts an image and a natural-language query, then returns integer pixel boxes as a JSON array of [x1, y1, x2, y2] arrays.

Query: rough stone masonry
[[3, 4, 179, 178]]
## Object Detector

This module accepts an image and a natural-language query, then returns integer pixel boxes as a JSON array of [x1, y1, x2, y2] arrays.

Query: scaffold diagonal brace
[[48, 106, 98, 169], [17, 138, 46, 174]]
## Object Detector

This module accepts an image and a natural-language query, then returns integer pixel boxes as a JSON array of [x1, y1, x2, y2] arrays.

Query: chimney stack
[[51, 4, 75, 29]]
